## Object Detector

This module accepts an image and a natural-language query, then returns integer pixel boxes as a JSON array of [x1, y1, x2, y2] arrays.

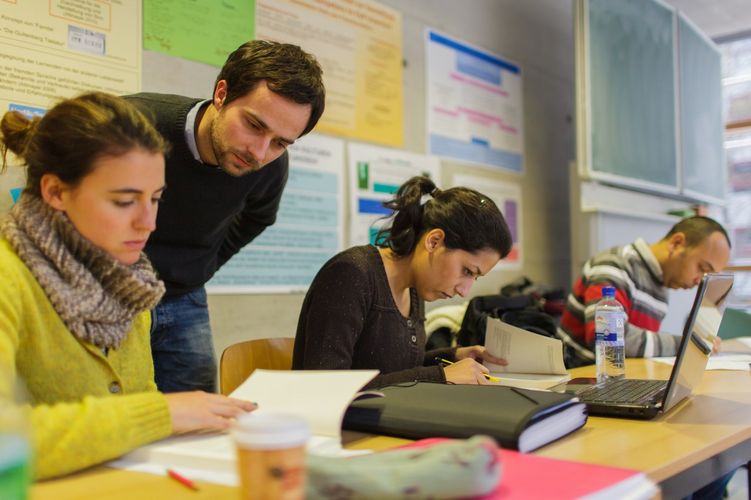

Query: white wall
[[0, 1, 577, 360], [200, 0, 577, 358]]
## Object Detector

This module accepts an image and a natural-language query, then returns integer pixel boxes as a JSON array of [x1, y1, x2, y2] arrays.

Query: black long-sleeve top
[[292, 245, 456, 389], [124, 93, 288, 297]]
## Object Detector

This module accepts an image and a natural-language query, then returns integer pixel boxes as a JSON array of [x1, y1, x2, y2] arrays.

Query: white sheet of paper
[[230, 369, 379, 439], [653, 353, 751, 371], [721, 337, 751, 354]]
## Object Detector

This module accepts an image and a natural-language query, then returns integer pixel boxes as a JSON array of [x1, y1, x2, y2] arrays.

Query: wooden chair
[[219, 337, 295, 395]]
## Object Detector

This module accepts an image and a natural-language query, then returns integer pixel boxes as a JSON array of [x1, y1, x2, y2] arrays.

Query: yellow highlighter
[[435, 357, 501, 383]]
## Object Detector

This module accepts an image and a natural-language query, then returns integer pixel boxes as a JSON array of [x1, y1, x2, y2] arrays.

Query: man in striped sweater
[[558, 216, 731, 366]]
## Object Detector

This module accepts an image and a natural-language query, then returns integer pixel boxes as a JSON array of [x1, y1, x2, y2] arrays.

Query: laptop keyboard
[[579, 379, 666, 404]]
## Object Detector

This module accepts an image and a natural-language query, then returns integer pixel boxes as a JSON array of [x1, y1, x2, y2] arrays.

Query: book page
[[484, 318, 567, 375], [111, 369, 378, 484], [490, 372, 571, 390], [231, 369, 378, 439]]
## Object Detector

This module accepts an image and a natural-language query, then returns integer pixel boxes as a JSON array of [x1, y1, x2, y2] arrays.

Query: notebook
[[343, 382, 587, 452], [565, 272, 734, 419]]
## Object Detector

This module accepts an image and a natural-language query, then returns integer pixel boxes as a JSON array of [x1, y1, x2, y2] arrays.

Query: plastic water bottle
[[0, 378, 31, 500], [595, 286, 625, 382]]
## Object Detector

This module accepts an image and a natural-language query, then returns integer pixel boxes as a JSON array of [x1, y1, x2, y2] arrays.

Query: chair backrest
[[219, 337, 295, 395]]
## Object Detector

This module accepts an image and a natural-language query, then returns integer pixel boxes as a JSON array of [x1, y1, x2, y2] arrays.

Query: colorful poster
[[426, 29, 524, 173], [256, 0, 403, 146], [143, 0, 254, 67], [452, 174, 523, 269], [348, 143, 441, 247], [0, 0, 141, 114], [207, 134, 345, 293]]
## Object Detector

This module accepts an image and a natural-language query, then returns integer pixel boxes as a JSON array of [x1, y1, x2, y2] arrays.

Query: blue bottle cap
[[602, 286, 616, 297]]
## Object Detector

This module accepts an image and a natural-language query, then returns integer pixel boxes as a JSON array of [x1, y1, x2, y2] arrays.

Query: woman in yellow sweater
[[0, 92, 254, 479]]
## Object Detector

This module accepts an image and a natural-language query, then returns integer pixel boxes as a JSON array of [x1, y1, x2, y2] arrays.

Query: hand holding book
[[483, 318, 571, 390], [435, 358, 501, 385]]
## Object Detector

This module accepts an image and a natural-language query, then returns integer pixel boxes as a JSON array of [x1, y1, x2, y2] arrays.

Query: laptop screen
[[662, 273, 734, 412]]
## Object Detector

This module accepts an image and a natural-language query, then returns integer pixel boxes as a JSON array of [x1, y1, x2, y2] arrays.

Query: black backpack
[[456, 294, 557, 347]]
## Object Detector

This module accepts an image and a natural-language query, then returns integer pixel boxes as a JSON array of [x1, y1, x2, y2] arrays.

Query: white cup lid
[[233, 413, 310, 449]]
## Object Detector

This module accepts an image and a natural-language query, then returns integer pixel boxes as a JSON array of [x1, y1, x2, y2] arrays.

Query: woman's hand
[[165, 391, 256, 434], [455, 345, 507, 367], [712, 335, 722, 354], [443, 358, 492, 385]]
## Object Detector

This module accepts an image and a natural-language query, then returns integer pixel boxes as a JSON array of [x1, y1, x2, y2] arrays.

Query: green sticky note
[[144, 0, 255, 67]]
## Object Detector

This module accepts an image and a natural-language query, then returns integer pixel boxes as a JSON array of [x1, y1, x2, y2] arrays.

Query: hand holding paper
[[455, 345, 508, 366]]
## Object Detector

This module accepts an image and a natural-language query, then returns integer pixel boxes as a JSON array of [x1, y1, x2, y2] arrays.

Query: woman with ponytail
[[0, 92, 254, 480], [293, 176, 513, 389]]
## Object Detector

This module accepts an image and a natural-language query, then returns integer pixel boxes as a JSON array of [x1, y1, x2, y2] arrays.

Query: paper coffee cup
[[233, 413, 309, 500]]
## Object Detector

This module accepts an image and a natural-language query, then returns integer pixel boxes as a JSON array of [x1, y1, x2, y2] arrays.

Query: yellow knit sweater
[[0, 239, 172, 479]]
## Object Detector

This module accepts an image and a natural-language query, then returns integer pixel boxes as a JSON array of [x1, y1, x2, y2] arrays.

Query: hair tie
[[430, 187, 440, 197]]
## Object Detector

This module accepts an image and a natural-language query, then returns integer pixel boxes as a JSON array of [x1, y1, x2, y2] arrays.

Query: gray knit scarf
[[0, 194, 165, 350]]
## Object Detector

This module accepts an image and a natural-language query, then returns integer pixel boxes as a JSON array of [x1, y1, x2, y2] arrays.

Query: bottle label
[[595, 313, 624, 342]]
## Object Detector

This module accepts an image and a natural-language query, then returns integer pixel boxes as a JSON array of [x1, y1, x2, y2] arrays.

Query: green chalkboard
[[679, 14, 726, 201], [581, 0, 724, 201], [588, 0, 677, 189]]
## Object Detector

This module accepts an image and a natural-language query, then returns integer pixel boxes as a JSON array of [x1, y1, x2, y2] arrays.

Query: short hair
[[663, 216, 731, 249], [215, 40, 326, 137], [376, 176, 513, 258], [1, 92, 168, 197]]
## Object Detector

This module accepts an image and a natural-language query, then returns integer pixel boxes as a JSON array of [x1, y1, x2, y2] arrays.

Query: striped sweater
[[558, 238, 681, 361]]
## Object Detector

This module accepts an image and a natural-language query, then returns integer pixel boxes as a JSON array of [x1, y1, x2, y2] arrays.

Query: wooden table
[[32, 359, 751, 499], [538, 360, 751, 498], [31, 432, 409, 499]]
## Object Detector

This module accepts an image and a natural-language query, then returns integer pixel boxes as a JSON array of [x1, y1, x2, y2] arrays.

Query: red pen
[[167, 468, 199, 491]]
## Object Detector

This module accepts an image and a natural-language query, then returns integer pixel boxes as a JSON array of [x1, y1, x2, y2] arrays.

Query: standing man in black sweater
[[125, 41, 326, 393]]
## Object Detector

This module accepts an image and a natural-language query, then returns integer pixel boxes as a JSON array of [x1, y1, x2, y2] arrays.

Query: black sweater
[[292, 245, 455, 389], [124, 93, 288, 297]]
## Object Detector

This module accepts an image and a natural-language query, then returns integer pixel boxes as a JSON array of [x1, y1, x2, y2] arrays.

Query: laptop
[[564, 272, 734, 419]]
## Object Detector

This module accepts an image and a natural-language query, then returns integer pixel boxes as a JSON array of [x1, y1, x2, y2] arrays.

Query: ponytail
[[376, 176, 436, 256], [1, 111, 39, 173], [0, 92, 168, 196], [376, 176, 512, 258]]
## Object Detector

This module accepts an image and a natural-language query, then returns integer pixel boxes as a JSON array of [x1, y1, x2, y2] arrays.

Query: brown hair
[[215, 40, 326, 137], [376, 176, 513, 258], [1, 92, 168, 196]]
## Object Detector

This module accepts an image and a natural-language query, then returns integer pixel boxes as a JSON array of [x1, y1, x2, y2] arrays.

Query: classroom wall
[[202, 0, 575, 357], [1, 1, 577, 358]]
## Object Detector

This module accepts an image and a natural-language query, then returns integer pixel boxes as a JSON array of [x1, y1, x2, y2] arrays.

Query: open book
[[110, 369, 379, 486], [483, 318, 570, 389]]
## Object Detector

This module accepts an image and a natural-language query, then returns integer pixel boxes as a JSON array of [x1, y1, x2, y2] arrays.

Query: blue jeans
[[150, 287, 217, 393], [683, 470, 734, 500]]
